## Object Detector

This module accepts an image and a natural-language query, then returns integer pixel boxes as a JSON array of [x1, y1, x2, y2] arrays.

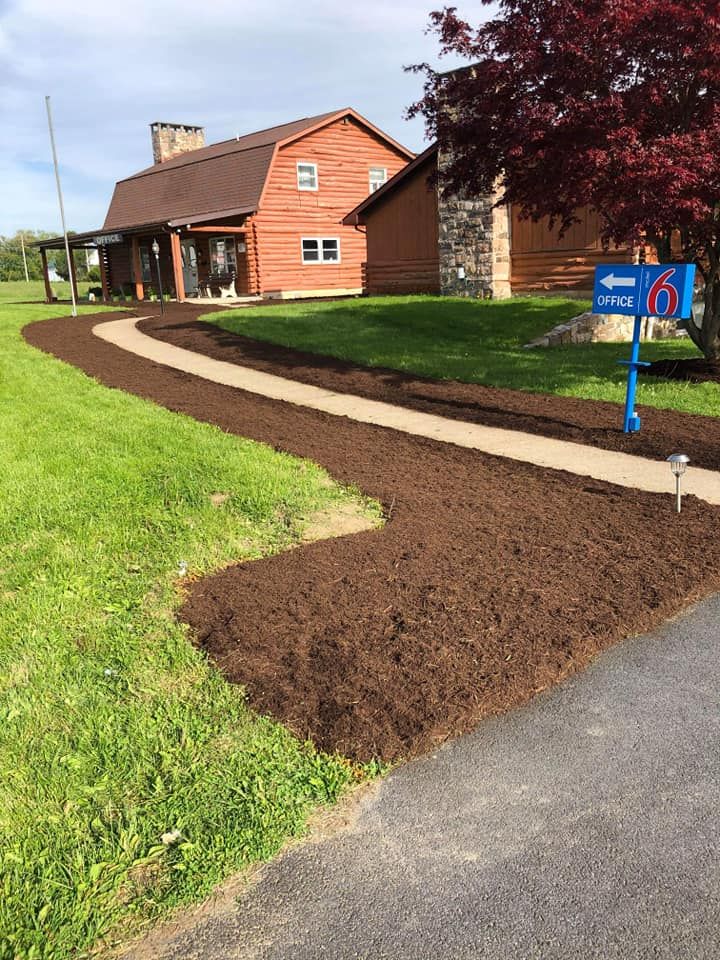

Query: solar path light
[[667, 454, 690, 513], [152, 238, 165, 315]]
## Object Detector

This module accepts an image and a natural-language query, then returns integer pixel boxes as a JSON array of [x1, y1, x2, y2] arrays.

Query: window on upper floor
[[297, 162, 318, 191], [369, 167, 388, 193], [301, 237, 340, 263]]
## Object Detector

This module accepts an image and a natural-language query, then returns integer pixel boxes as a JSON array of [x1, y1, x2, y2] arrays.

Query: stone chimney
[[437, 148, 511, 300], [150, 122, 205, 164]]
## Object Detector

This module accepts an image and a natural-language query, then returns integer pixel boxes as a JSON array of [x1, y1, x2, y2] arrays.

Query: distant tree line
[[0, 230, 100, 283]]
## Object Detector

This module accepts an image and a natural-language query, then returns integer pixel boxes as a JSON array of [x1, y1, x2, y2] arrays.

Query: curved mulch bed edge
[[645, 356, 720, 385], [23, 310, 720, 762], [139, 307, 720, 472]]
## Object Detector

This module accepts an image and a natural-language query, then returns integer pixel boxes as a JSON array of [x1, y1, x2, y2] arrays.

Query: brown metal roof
[[343, 143, 438, 225], [103, 143, 274, 230], [103, 109, 414, 232], [128, 111, 342, 179]]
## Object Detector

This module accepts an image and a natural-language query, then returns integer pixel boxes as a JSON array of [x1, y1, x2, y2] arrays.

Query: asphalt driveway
[[123, 594, 720, 959]]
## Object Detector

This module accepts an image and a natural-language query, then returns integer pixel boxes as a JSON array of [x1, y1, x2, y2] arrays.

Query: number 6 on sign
[[593, 263, 696, 319], [593, 262, 697, 433], [646, 268, 680, 317]]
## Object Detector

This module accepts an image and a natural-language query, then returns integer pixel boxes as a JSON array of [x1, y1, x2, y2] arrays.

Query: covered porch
[[34, 209, 261, 305]]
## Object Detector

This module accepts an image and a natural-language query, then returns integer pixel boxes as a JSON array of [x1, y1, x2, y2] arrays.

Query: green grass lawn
[[209, 295, 720, 418], [0, 303, 379, 959], [0, 279, 97, 304]]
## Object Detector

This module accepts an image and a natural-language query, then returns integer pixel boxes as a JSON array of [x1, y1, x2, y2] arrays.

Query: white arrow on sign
[[600, 272, 636, 290]]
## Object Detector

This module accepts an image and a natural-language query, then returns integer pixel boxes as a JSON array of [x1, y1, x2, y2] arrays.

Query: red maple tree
[[408, 1, 720, 359]]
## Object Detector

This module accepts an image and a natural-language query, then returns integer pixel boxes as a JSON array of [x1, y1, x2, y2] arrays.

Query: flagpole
[[45, 95, 77, 317], [20, 232, 29, 282]]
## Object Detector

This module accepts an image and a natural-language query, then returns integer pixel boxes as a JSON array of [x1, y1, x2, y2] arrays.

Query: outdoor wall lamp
[[667, 453, 690, 513], [151, 238, 165, 315]]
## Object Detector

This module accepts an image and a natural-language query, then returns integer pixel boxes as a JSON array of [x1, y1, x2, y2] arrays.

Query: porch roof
[[32, 209, 254, 250], [31, 222, 168, 250]]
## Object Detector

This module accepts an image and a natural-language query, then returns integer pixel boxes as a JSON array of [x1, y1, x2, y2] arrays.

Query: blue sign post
[[592, 263, 696, 432]]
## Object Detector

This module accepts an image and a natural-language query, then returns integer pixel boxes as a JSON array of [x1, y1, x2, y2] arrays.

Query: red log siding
[[365, 259, 440, 294], [252, 118, 410, 295], [510, 206, 634, 292], [246, 221, 261, 295], [362, 155, 440, 295]]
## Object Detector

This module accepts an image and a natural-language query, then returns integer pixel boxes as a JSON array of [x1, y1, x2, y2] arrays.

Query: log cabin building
[[36, 110, 413, 303], [343, 143, 636, 298]]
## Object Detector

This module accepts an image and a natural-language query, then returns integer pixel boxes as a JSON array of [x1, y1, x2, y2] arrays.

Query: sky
[[0, 0, 472, 236]]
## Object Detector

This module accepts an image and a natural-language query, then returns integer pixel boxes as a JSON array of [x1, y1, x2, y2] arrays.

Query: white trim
[[369, 166, 388, 193], [300, 236, 341, 264], [297, 161, 318, 191]]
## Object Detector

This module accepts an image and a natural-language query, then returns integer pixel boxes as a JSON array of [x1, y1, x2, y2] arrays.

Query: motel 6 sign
[[592, 263, 696, 319], [592, 262, 697, 434]]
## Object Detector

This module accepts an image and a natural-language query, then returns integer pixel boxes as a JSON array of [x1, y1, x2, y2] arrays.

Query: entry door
[[181, 239, 198, 294]]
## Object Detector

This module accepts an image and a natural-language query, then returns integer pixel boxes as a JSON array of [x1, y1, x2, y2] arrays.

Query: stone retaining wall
[[523, 311, 686, 349]]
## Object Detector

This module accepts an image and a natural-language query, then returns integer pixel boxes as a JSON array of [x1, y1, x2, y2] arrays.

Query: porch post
[[170, 231, 186, 301], [98, 247, 110, 302], [246, 221, 261, 296], [131, 237, 145, 301], [68, 248, 79, 303], [40, 248, 53, 303]]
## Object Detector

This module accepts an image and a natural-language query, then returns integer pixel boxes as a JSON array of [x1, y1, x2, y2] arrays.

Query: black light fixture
[[151, 237, 165, 315]]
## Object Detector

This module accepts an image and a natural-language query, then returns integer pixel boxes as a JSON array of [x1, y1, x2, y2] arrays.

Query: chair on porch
[[201, 272, 238, 299]]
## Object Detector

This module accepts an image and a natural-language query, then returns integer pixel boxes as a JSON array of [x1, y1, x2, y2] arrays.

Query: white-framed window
[[209, 236, 237, 274], [301, 237, 341, 264], [369, 167, 387, 193], [297, 162, 318, 191]]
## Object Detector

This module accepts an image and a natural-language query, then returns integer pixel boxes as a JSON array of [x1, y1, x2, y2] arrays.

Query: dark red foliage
[[409, 2, 720, 259]]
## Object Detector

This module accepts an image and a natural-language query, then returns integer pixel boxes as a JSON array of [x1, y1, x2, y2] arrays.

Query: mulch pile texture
[[645, 356, 720, 385], [140, 309, 720, 472], [24, 307, 720, 762]]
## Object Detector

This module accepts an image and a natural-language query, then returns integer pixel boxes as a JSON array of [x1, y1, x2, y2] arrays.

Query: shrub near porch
[[0, 303, 379, 958], [209, 295, 720, 418]]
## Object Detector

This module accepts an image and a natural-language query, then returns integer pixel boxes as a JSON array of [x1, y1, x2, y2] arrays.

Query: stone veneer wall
[[491, 192, 511, 299], [523, 311, 686, 349], [437, 150, 511, 299]]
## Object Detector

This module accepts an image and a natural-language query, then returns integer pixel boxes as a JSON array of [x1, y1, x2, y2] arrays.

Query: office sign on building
[[93, 233, 124, 246]]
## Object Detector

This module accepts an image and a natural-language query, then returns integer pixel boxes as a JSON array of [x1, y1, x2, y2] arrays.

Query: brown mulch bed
[[645, 356, 720, 385], [139, 307, 720, 472], [23, 310, 720, 762]]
